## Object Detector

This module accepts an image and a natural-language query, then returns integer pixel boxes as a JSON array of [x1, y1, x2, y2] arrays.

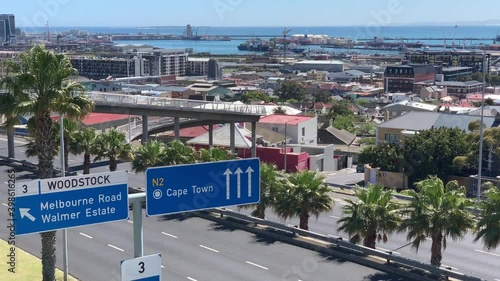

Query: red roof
[[52, 113, 132, 126], [166, 125, 219, 138], [258, 114, 315, 125]]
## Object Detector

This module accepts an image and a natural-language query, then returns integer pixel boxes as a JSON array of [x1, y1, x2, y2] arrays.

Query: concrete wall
[[290, 144, 335, 171], [364, 165, 408, 190]]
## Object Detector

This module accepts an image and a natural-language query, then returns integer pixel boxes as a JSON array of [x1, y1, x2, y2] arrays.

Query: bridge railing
[[86, 92, 267, 115]]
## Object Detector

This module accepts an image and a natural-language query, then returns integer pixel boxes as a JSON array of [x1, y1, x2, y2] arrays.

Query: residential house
[[376, 111, 499, 145], [420, 85, 447, 100], [381, 100, 438, 120]]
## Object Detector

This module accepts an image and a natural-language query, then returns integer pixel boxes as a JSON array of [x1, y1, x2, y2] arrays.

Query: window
[[385, 133, 400, 143], [302, 127, 305, 136]]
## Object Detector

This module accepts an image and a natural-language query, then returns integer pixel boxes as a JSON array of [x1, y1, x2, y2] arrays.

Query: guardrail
[[211, 208, 483, 281], [85, 92, 268, 115]]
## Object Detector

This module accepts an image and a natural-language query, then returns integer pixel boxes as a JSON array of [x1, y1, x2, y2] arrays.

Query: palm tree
[[400, 177, 475, 267], [337, 184, 401, 249], [0, 45, 94, 281], [54, 118, 80, 172], [163, 140, 197, 165], [274, 170, 333, 230], [132, 140, 167, 173], [93, 129, 134, 171], [239, 163, 284, 219], [198, 147, 235, 162], [70, 127, 97, 174], [273, 106, 287, 115], [474, 182, 500, 250]]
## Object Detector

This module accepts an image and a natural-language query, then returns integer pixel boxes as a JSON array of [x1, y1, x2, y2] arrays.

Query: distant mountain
[[398, 19, 500, 26]]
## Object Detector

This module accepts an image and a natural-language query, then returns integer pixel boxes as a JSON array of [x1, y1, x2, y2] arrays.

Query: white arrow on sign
[[235, 168, 243, 198], [20, 208, 36, 221], [246, 166, 254, 197], [223, 169, 233, 200]]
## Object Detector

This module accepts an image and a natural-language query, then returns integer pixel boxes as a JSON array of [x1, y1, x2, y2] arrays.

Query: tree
[[474, 182, 500, 250], [53, 118, 80, 172], [276, 80, 307, 102], [70, 127, 97, 174], [132, 140, 167, 173], [272, 106, 287, 115], [0, 45, 94, 281], [328, 100, 353, 121], [403, 127, 472, 183], [241, 91, 270, 104], [239, 163, 284, 219], [312, 90, 332, 103], [197, 147, 235, 162], [93, 129, 134, 172], [358, 142, 403, 172], [332, 115, 355, 133], [356, 122, 376, 136], [337, 184, 401, 248], [274, 170, 333, 230], [400, 177, 475, 266], [163, 140, 197, 166]]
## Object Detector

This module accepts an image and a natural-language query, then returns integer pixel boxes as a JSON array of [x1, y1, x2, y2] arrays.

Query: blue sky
[[10, 0, 500, 27]]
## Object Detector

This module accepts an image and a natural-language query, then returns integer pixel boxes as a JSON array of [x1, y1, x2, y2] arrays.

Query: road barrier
[[210, 208, 483, 281]]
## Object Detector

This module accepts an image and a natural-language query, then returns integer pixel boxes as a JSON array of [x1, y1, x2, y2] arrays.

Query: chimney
[[384, 110, 390, 122]]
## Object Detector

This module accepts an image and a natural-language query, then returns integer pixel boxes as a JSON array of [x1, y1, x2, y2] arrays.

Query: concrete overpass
[[5, 92, 265, 159]]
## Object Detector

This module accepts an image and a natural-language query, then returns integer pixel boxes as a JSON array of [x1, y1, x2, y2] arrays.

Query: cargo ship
[[237, 39, 272, 52]]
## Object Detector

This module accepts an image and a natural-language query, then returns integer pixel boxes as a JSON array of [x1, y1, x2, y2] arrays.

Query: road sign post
[[121, 254, 162, 281], [14, 171, 129, 235], [146, 158, 260, 216]]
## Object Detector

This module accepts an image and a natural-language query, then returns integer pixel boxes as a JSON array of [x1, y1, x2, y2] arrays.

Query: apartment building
[[383, 63, 435, 93], [405, 51, 490, 73], [0, 14, 15, 45]]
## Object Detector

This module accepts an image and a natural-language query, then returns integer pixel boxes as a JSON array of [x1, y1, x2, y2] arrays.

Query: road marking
[[108, 244, 124, 252], [199, 245, 219, 253], [161, 232, 178, 239], [441, 264, 458, 270], [2, 203, 8, 207], [0, 137, 27, 144], [127, 220, 133, 224], [377, 247, 401, 255], [329, 215, 340, 219], [187, 277, 197, 281], [161, 265, 164, 268], [79, 232, 93, 239], [245, 261, 269, 270], [475, 249, 500, 257]]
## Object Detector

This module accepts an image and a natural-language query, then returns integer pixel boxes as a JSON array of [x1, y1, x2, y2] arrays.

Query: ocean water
[[23, 25, 500, 55]]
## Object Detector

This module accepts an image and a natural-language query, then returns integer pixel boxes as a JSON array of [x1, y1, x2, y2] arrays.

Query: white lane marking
[[199, 245, 219, 253], [2, 203, 8, 207], [161, 232, 178, 239], [187, 277, 197, 281], [494, 279, 500, 281], [475, 249, 500, 257], [0, 137, 27, 144], [441, 264, 459, 270], [329, 215, 340, 219], [161, 265, 164, 268], [79, 232, 93, 239], [108, 244, 125, 252], [127, 220, 133, 224], [377, 247, 401, 255], [245, 261, 269, 270]]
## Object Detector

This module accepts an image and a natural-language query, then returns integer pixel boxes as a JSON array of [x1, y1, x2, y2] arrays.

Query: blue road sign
[[14, 171, 129, 236], [121, 254, 162, 281], [146, 158, 260, 216]]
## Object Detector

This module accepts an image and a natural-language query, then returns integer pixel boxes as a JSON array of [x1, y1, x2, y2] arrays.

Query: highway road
[[0, 136, 407, 281]]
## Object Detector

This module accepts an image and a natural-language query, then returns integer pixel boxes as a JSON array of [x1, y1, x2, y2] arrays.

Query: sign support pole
[[132, 196, 144, 258], [60, 114, 69, 281]]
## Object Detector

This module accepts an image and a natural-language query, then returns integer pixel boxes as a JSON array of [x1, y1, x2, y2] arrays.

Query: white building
[[257, 115, 318, 145], [291, 60, 344, 73]]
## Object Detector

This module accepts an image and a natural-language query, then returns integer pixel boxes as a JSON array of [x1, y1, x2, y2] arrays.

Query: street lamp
[[477, 52, 487, 198]]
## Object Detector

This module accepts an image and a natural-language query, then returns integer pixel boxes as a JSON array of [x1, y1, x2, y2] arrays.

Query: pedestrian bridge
[[86, 92, 265, 122]]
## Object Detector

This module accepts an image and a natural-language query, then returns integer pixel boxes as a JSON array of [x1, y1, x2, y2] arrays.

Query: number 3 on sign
[[121, 254, 162, 281]]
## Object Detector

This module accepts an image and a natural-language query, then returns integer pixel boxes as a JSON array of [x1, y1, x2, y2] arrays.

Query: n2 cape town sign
[[14, 171, 129, 235]]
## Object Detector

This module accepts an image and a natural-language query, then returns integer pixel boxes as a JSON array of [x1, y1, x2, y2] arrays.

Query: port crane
[[282, 28, 292, 62]]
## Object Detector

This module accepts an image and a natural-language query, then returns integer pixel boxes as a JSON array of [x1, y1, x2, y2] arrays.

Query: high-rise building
[[208, 58, 222, 80], [0, 14, 15, 45]]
